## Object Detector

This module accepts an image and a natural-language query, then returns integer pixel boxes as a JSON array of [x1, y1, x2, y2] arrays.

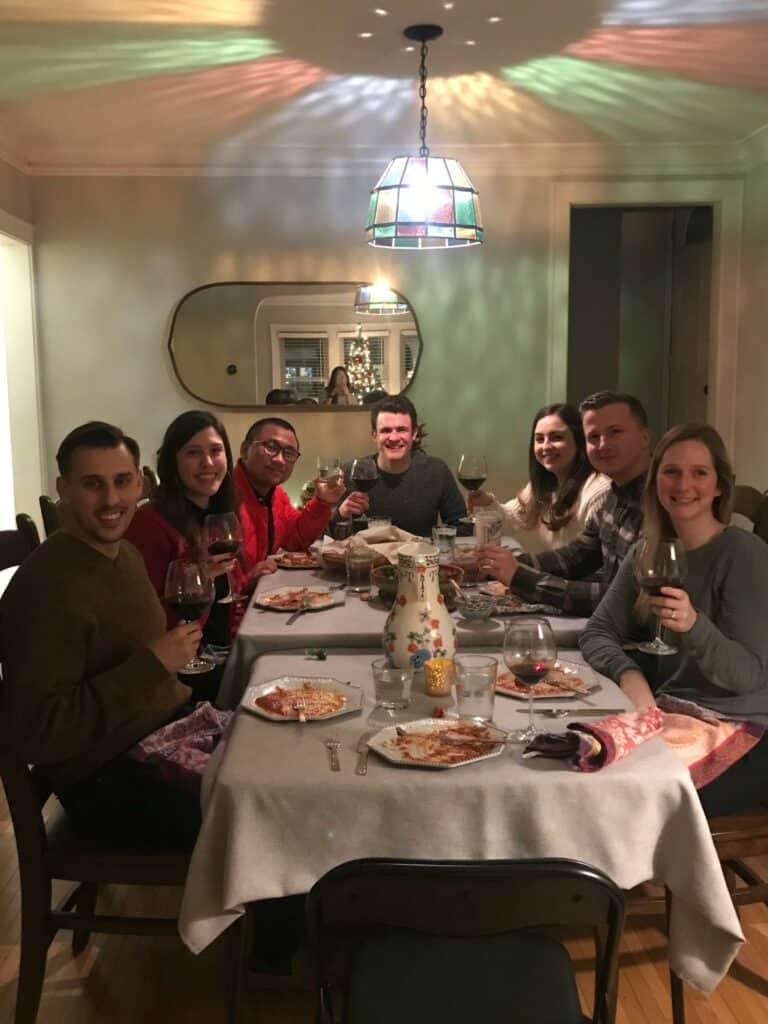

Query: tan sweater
[[0, 531, 190, 790]]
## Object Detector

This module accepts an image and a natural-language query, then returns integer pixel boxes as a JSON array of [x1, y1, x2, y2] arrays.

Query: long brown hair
[[518, 403, 593, 531], [636, 423, 734, 615]]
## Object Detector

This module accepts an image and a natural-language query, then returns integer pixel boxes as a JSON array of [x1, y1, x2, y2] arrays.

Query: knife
[[355, 731, 376, 775], [515, 707, 626, 716]]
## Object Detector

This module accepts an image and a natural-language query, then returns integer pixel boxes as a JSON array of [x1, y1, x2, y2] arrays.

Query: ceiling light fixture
[[365, 24, 483, 249], [354, 281, 409, 315]]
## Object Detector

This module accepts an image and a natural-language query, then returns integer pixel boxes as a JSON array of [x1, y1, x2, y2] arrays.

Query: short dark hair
[[243, 417, 298, 448], [265, 388, 297, 405], [579, 391, 648, 429], [56, 421, 140, 477], [369, 394, 418, 431]]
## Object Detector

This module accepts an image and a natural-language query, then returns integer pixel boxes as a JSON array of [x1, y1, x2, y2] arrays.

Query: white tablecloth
[[217, 567, 588, 708], [180, 649, 743, 994]]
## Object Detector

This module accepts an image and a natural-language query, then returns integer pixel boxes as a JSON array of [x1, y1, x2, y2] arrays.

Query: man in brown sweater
[[0, 422, 202, 849]]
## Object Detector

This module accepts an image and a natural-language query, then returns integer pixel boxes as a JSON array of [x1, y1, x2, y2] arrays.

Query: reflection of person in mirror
[[235, 417, 346, 568], [0, 421, 202, 850], [329, 395, 469, 538], [265, 388, 298, 404], [470, 403, 610, 553], [581, 423, 768, 817], [324, 365, 354, 406]]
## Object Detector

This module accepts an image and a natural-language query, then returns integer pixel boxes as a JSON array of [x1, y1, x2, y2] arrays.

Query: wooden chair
[[308, 857, 626, 1024], [733, 484, 768, 543], [14, 515, 41, 555], [37, 496, 60, 538], [141, 466, 159, 502]]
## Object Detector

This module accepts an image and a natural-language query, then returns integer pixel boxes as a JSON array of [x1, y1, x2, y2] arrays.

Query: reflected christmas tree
[[346, 326, 382, 401]]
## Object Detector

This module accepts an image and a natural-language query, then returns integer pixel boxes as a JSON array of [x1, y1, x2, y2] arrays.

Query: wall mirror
[[168, 281, 422, 409]]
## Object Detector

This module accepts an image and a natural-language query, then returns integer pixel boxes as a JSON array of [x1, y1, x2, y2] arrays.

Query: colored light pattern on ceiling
[[502, 55, 768, 142], [0, 1, 262, 24], [603, 1, 768, 26], [567, 23, 768, 92], [0, 25, 278, 102]]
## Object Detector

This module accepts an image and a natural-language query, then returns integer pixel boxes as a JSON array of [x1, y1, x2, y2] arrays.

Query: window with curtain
[[279, 334, 328, 400]]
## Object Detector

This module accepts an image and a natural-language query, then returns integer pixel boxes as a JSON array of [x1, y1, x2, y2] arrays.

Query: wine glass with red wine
[[457, 454, 488, 524], [503, 617, 557, 743], [349, 457, 378, 528], [634, 539, 688, 655], [202, 512, 244, 604], [163, 559, 216, 675]]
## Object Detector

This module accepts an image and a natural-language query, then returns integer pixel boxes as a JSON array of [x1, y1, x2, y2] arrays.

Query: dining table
[[216, 564, 589, 708], [180, 648, 743, 995]]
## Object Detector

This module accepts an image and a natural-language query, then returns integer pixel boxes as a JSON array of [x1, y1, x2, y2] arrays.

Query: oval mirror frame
[[168, 281, 423, 410]]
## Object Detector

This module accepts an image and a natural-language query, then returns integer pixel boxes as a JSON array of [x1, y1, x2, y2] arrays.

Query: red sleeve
[[124, 505, 186, 627], [272, 488, 332, 551]]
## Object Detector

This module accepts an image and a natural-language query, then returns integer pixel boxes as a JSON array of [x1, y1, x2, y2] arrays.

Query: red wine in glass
[[457, 454, 487, 524], [504, 617, 557, 744], [458, 475, 487, 491], [167, 595, 214, 622], [163, 560, 216, 675], [635, 540, 687, 655], [514, 661, 551, 688], [351, 476, 377, 493], [349, 458, 378, 525], [208, 539, 240, 556], [203, 512, 244, 603]]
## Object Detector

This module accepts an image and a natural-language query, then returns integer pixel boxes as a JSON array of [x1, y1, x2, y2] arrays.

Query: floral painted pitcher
[[383, 542, 456, 672]]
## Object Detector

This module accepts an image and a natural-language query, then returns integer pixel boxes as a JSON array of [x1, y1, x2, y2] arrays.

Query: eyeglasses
[[251, 439, 301, 463]]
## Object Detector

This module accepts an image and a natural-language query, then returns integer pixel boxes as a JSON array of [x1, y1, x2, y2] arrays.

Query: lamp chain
[[418, 40, 429, 158]]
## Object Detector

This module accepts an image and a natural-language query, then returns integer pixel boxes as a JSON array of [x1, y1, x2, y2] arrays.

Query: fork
[[286, 596, 312, 626], [355, 731, 376, 775], [293, 699, 308, 723], [324, 738, 341, 772]]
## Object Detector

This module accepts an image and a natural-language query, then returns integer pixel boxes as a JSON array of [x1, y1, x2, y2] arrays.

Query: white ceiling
[[0, 0, 767, 173]]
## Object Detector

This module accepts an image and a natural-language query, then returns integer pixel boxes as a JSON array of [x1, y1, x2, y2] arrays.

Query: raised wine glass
[[635, 539, 688, 656], [457, 454, 488, 524], [163, 559, 216, 675], [202, 512, 244, 604], [503, 617, 557, 743], [316, 455, 343, 483], [349, 457, 378, 528]]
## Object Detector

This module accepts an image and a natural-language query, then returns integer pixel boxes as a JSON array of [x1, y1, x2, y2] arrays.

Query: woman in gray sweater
[[581, 423, 768, 815]]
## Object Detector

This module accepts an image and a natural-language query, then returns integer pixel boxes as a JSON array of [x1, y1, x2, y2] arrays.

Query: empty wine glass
[[163, 559, 215, 674], [202, 512, 244, 604], [635, 539, 688, 656], [503, 617, 557, 743], [457, 454, 488, 524]]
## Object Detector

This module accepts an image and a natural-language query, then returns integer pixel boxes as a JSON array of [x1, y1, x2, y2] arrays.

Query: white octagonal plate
[[368, 718, 507, 770], [242, 676, 364, 722]]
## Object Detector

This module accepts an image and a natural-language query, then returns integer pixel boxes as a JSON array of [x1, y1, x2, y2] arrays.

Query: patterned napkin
[[523, 707, 664, 771], [128, 702, 233, 794], [320, 526, 418, 565]]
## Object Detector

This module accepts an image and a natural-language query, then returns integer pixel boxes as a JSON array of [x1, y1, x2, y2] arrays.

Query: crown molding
[[742, 124, 768, 172]]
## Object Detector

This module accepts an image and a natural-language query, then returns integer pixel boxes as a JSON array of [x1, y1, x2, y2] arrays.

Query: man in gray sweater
[[329, 395, 469, 538]]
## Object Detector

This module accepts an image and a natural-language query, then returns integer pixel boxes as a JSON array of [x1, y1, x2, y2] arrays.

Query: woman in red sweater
[[127, 411, 275, 700]]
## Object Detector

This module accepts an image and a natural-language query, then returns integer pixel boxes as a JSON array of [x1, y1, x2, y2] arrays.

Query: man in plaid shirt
[[478, 392, 651, 616]]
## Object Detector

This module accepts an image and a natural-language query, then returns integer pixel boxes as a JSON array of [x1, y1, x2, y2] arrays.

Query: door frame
[[547, 178, 743, 456]]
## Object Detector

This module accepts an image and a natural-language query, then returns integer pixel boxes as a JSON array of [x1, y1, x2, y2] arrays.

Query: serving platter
[[254, 585, 335, 612], [368, 718, 507, 769], [242, 676, 364, 721], [496, 659, 599, 701]]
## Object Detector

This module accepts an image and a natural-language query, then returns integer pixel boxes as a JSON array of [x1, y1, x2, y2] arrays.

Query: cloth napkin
[[656, 694, 765, 789], [523, 707, 664, 772], [320, 525, 419, 565], [128, 701, 233, 795]]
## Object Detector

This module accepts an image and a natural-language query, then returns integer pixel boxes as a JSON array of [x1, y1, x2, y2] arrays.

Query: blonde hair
[[636, 423, 734, 617]]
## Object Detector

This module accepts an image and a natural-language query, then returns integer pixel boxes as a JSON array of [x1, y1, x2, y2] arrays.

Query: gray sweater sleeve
[[679, 538, 768, 695], [579, 544, 644, 683]]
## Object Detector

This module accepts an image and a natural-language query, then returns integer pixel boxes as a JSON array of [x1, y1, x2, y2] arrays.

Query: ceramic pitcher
[[383, 542, 456, 671]]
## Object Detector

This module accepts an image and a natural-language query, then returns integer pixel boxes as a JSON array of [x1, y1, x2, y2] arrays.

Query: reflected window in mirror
[[168, 282, 423, 410]]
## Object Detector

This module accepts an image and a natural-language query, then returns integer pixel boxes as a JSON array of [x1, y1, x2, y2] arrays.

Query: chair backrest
[[15, 513, 41, 554], [38, 495, 61, 538], [142, 466, 159, 502], [0, 520, 39, 572], [733, 484, 768, 543], [308, 858, 625, 1023]]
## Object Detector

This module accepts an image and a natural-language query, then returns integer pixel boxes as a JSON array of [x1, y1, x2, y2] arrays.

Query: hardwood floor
[[2, 783, 768, 1024]]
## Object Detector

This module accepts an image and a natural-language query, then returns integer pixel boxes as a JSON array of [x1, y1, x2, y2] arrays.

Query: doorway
[[566, 205, 713, 443]]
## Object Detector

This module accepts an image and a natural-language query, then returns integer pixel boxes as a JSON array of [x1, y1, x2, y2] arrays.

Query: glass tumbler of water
[[432, 525, 457, 562], [454, 654, 498, 722], [371, 658, 412, 710], [346, 547, 375, 592]]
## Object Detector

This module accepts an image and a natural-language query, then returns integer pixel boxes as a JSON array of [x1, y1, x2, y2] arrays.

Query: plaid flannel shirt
[[511, 475, 645, 616]]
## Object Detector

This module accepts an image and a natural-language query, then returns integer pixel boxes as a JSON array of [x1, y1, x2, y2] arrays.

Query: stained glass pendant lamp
[[354, 282, 409, 314], [365, 24, 483, 250]]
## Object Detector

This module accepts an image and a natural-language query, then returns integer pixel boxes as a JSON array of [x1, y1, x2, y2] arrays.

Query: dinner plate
[[496, 659, 599, 701], [242, 676, 364, 721], [273, 551, 320, 570], [368, 718, 507, 770], [254, 585, 334, 612]]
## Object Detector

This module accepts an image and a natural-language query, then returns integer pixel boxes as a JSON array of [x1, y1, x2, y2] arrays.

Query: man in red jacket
[[234, 416, 345, 570]]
